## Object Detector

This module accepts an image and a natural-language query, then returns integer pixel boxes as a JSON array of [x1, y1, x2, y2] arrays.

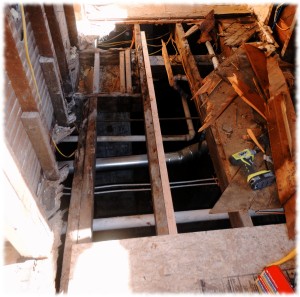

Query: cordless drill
[[229, 149, 275, 190]]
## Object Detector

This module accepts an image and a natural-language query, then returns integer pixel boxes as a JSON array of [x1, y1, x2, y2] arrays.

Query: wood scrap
[[197, 10, 216, 44], [227, 74, 266, 120], [247, 129, 265, 153], [161, 39, 174, 87], [224, 23, 258, 47]]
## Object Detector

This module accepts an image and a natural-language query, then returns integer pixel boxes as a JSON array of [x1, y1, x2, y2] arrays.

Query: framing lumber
[[85, 4, 250, 24], [161, 40, 174, 87], [44, 4, 72, 93], [63, 4, 79, 47], [4, 16, 38, 112], [39, 57, 69, 126], [125, 49, 133, 93], [135, 24, 177, 235], [93, 52, 100, 93], [25, 5, 56, 58], [119, 51, 126, 93], [60, 97, 97, 292], [21, 112, 60, 180], [3, 143, 53, 258]]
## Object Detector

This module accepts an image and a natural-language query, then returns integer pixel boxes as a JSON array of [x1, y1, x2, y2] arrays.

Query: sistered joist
[[134, 24, 177, 235], [119, 51, 126, 93], [125, 49, 133, 93]]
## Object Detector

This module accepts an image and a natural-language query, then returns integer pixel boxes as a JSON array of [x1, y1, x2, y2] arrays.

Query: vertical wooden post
[[21, 112, 60, 181], [93, 52, 100, 93], [119, 51, 126, 93], [125, 48, 133, 93], [63, 4, 79, 47], [135, 24, 177, 235]]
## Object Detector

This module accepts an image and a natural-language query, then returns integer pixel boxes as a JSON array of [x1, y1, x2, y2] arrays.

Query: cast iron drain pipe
[[59, 141, 207, 173]]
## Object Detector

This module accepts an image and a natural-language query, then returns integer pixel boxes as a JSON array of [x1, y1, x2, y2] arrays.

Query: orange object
[[256, 265, 294, 293]]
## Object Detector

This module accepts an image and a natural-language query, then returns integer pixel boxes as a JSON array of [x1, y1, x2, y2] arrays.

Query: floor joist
[[134, 24, 177, 235]]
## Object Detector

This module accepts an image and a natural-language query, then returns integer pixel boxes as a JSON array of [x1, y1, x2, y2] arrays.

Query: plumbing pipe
[[59, 141, 207, 173], [205, 41, 219, 69], [173, 75, 196, 141], [91, 208, 283, 231]]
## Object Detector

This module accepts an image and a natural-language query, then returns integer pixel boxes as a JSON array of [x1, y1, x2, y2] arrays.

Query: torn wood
[[228, 75, 266, 120], [184, 23, 201, 38], [224, 23, 257, 47], [197, 10, 216, 44], [243, 43, 269, 99]]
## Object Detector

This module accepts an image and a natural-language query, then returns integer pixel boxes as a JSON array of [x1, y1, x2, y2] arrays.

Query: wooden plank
[[3, 143, 53, 258], [21, 112, 59, 180], [135, 24, 177, 235], [25, 5, 55, 58], [125, 49, 133, 93], [174, 23, 202, 99], [67, 224, 295, 294], [85, 4, 251, 23], [4, 15, 38, 112], [224, 24, 258, 47], [39, 57, 69, 126], [119, 51, 126, 93], [60, 101, 89, 293], [44, 4, 72, 93], [281, 13, 296, 57], [63, 4, 78, 47], [161, 39, 174, 86], [93, 52, 100, 93], [228, 211, 253, 228], [77, 97, 97, 243]]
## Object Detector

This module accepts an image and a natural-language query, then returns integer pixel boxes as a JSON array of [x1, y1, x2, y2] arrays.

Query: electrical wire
[[20, 4, 76, 159], [98, 29, 129, 44], [276, 22, 291, 31], [266, 248, 296, 267], [63, 177, 218, 190], [63, 182, 218, 195]]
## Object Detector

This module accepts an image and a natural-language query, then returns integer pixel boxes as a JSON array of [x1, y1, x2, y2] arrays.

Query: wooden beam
[[174, 24, 203, 99], [39, 57, 69, 126], [25, 5, 55, 58], [135, 24, 177, 235], [60, 96, 97, 292], [3, 143, 53, 258], [119, 51, 126, 93], [77, 97, 97, 243], [21, 112, 60, 180], [93, 52, 100, 93], [125, 49, 133, 93], [4, 15, 38, 112], [161, 40, 174, 87], [44, 4, 72, 93], [63, 4, 79, 47]]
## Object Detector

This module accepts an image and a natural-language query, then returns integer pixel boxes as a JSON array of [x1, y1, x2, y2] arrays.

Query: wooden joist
[[134, 24, 177, 235], [85, 4, 250, 24], [21, 112, 60, 180], [5, 15, 38, 112], [44, 4, 73, 93], [39, 57, 70, 126], [63, 4, 79, 47], [161, 40, 174, 87]]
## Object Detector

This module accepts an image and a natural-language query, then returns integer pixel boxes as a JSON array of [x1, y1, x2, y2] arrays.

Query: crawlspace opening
[[59, 23, 286, 243]]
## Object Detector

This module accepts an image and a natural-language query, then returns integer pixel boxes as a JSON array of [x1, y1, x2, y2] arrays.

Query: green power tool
[[229, 149, 275, 190]]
